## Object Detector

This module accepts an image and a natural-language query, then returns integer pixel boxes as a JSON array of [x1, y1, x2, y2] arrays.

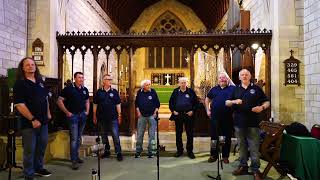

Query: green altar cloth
[[280, 133, 320, 180]]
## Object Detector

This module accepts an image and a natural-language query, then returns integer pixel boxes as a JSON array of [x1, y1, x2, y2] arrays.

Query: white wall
[[27, 0, 118, 94], [304, 0, 320, 128], [0, 0, 27, 75], [242, 0, 305, 124]]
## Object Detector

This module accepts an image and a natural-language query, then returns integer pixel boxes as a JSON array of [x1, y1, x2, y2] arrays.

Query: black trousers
[[210, 117, 232, 158], [175, 113, 194, 153]]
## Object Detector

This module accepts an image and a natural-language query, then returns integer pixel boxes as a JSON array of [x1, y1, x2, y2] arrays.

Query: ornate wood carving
[[56, 29, 272, 135]]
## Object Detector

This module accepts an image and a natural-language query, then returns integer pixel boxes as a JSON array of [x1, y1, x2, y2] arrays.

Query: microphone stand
[[155, 112, 160, 180], [208, 120, 224, 180], [93, 118, 101, 180], [0, 102, 23, 180]]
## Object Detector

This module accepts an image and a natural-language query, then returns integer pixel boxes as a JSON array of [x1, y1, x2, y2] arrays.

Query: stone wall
[[242, 0, 305, 124], [304, 0, 320, 128], [0, 0, 27, 75], [27, 0, 118, 93]]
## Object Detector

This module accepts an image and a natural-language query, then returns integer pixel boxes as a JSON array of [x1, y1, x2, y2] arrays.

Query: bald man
[[226, 69, 270, 180], [169, 77, 198, 159], [205, 72, 235, 164]]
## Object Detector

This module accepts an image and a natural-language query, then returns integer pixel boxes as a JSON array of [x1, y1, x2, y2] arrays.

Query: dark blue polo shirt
[[59, 83, 89, 114], [175, 89, 193, 112], [93, 88, 121, 121], [13, 79, 49, 129], [135, 88, 160, 117], [229, 83, 268, 128], [207, 85, 235, 120]]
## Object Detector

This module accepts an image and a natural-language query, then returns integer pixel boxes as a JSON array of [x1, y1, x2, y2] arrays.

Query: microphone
[[219, 136, 226, 145], [211, 140, 217, 151]]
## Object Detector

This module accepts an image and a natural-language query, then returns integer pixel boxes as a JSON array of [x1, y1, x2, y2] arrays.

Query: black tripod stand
[[155, 112, 160, 180], [208, 120, 224, 180], [0, 114, 23, 180], [92, 119, 102, 180]]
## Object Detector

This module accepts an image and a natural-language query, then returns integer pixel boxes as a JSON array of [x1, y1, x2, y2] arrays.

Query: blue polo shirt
[[175, 89, 193, 112], [93, 88, 121, 121], [135, 88, 160, 117], [207, 85, 235, 120], [13, 79, 49, 129], [229, 83, 268, 128], [59, 83, 89, 114]]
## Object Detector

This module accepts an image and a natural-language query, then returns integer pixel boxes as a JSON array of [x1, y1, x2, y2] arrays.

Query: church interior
[[0, 0, 320, 179]]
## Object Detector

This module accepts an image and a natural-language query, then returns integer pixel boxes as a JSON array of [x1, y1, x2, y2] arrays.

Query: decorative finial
[[238, 0, 244, 10], [290, 49, 294, 57]]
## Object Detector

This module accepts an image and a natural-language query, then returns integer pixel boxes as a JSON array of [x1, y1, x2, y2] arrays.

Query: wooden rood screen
[[56, 29, 272, 135]]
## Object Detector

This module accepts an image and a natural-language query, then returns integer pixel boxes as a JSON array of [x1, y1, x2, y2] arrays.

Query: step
[[81, 133, 238, 155]]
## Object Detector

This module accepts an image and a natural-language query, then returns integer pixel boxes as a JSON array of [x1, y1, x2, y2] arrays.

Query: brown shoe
[[222, 158, 229, 164], [253, 171, 262, 180], [232, 166, 249, 176], [207, 156, 217, 163]]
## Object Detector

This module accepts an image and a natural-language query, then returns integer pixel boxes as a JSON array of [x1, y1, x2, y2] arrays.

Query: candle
[[206, 64, 209, 72], [125, 67, 128, 73], [121, 65, 124, 72], [109, 65, 112, 73], [10, 102, 13, 113]]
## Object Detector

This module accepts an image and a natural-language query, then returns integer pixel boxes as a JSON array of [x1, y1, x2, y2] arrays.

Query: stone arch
[[130, 0, 206, 32], [149, 11, 187, 32]]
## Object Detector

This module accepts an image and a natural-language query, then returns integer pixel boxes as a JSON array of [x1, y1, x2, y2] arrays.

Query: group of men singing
[[13, 57, 269, 180]]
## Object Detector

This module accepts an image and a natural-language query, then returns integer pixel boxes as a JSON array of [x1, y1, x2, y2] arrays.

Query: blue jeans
[[235, 127, 261, 173], [136, 115, 156, 154], [21, 124, 48, 179], [68, 112, 87, 161], [101, 119, 122, 154]]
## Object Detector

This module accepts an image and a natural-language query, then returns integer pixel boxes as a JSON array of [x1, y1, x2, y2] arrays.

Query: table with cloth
[[280, 133, 320, 180]]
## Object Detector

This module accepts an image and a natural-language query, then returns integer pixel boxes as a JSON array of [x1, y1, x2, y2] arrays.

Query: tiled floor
[[0, 152, 290, 180]]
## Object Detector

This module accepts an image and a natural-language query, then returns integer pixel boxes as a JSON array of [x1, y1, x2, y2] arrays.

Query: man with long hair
[[205, 72, 235, 164], [13, 57, 52, 180], [93, 74, 123, 161], [169, 77, 198, 159], [134, 79, 160, 158], [57, 72, 89, 170]]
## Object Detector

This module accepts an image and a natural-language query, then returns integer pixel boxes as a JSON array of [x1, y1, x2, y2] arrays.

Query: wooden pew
[[259, 121, 287, 178]]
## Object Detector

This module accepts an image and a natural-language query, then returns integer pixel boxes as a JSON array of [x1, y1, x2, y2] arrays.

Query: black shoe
[[187, 152, 196, 159], [147, 152, 154, 158], [117, 153, 123, 161], [35, 169, 52, 177], [208, 156, 217, 163], [174, 151, 183, 157], [135, 152, 141, 158], [77, 158, 84, 164], [102, 151, 110, 158], [71, 161, 80, 170]]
